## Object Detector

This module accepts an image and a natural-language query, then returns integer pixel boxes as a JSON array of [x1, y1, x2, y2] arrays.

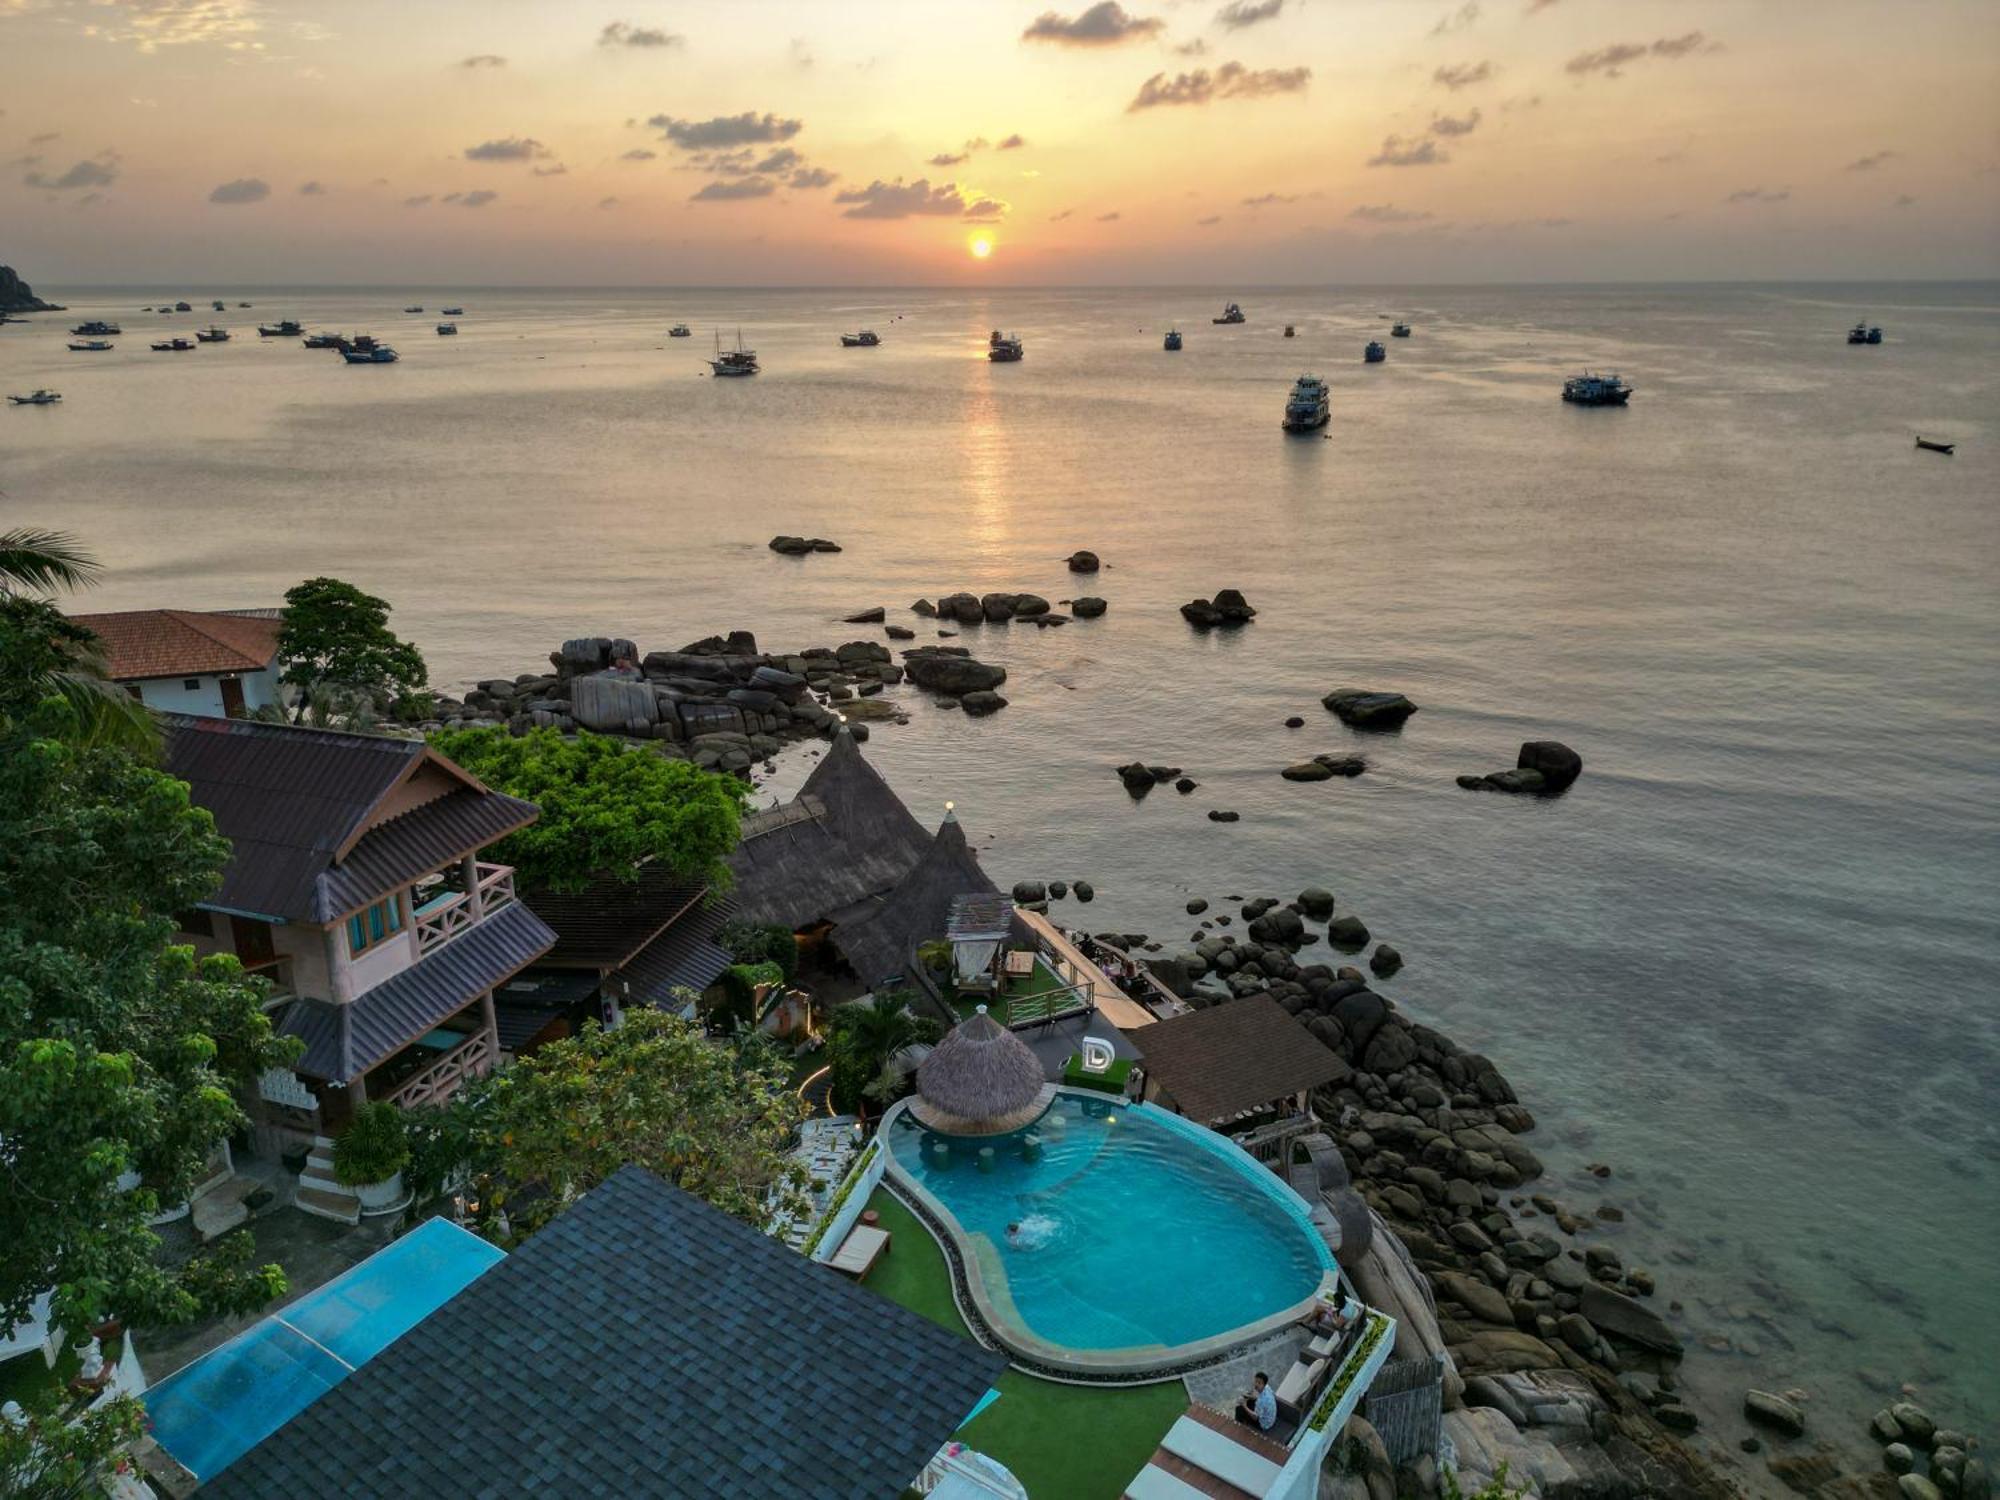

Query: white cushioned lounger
[[1161, 1416, 1283, 1494]]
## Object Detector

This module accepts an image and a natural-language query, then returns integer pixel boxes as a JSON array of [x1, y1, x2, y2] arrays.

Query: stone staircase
[[294, 1135, 361, 1225]]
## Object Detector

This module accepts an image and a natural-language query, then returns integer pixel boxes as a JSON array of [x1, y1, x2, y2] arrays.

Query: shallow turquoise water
[[889, 1095, 1331, 1352]]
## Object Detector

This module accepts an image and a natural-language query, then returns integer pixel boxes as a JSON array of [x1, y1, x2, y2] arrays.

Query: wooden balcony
[[474, 860, 516, 915], [413, 862, 518, 956], [376, 1031, 494, 1110]]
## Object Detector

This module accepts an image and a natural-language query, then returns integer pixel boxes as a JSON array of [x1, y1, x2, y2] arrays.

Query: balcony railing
[[474, 860, 516, 915], [378, 1032, 494, 1110], [413, 862, 517, 956]]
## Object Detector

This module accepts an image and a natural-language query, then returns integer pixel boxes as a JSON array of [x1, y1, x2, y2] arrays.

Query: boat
[[441, 306, 465, 317], [404, 305, 423, 314], [150, 337, 196, 352], [68, 339, 114, 352], [1281, 374, 1330, 432], [303, 332, 345, 349], [989, 329, 1005, 346], [1868, 325, 1883, 344], [988, 334, 1024, 362], [1561, 370, 1632, 406], [342, 345, 400, 364], [173, 301, 192, 312], [1213, 302, 1246, 325], [1391, 321, 1411, 338], [71, 321, 121, 336], [212, 300, 226, 311], [1847, 322, 1884, 345], [196, 326, 230, 343], [7, 389, 62, 405], [1164, 329, 1182, 351], [258, 320, 304, 337], [708, 330, 759, 377], [1283, 324, 1296, 338], [238, 301, 252, 308], [668, 324, 691, 338], [1915, 436, 1955, 455], [840, 329, 881, 347], [436, 322, 458, 336], [1364, 341, 1386, 363]]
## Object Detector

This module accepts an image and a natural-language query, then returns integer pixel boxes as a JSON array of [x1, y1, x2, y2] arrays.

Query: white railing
[[414, 891, 473, 954], [379, 1032, 493, 1110], [474, 861, 516, 915]]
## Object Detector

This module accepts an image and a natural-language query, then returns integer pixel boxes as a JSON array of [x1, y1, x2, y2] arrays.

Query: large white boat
[[988, 334, 1024, 362], [1282, 374, 1330, 432], [1561, 371, 1632, 406], [709, 330, 759, 376]]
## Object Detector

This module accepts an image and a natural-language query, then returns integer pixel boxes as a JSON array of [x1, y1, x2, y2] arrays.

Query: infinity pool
[[144, 1217, 504, 1480], [885, 1092, 1333, 1367]]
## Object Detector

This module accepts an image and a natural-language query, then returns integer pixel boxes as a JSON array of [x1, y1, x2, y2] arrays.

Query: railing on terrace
[[1003, 980, 1093, 1029], [414, 890, 474, 955], [377, 1031, 493, 1110], [474, 860, 516, 915], [1234, 1111, 1316, 1170]]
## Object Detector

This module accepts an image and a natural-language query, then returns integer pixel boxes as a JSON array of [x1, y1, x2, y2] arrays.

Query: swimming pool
[[883, 1091, 1335, 1375], [144, 1217, 504, 1480]]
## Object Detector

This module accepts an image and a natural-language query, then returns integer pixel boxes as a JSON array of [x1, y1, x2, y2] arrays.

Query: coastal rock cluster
[[0, 264, 59, 313], [920, 592, 1070, 628], [1459, 741, 1586, 796], [767, 535, 842, 554], [1180, 589, 1257, 629]]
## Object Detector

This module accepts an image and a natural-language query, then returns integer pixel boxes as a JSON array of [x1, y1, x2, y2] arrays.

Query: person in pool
[[1235, 1372, 1277, 1432]]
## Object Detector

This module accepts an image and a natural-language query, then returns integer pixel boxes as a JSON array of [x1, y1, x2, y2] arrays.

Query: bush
[[333, 1101, 411, 1186], [719, 920, 799, 981]]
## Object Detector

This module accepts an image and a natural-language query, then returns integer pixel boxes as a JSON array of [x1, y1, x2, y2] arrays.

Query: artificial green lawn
[[860, 1188, 1186, 1500], [953, 958, 1080, 1024]]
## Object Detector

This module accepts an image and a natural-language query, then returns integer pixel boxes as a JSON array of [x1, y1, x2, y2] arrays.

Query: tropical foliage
[[276, 576, 428, 721], [825, 992, 941, 1115], [0, 530, 155, 752], [332, 1101, 410, 1186], [430, 725, 748, 892], [718, 919, 800, 981], [0, 1387, 145, 1500]]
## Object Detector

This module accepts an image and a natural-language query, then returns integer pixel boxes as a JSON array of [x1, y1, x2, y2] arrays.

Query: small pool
[[144, 1217, 504, 1480], [885, 1092, 1333, 1372]]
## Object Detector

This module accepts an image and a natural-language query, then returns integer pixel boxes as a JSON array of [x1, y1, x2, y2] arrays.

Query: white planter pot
[[354, 1170, 406, 1213]]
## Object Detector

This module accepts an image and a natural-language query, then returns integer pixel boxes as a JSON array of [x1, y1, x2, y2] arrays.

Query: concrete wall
[[128, 666, 281, 718]]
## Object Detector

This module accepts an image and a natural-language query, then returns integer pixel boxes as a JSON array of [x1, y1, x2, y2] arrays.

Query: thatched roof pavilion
[[911, 1006, 1051, 1135], [835, 807, 1002, 988]]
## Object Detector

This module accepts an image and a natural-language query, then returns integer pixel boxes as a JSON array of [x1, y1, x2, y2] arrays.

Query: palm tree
[[0, 528, 157, 752], [832, 992, 937, 1120]]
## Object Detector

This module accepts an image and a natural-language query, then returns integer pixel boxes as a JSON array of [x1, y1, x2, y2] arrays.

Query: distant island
[[0, 264, 62, 313]]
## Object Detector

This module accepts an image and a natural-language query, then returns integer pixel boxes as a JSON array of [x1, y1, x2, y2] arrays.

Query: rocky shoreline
[[0, 264, 62, 314]]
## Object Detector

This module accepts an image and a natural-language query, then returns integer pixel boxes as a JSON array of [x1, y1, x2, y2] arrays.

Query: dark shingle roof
[[615, 893, 735, 1005], [726, 730, 933, 931], [160, 715, 529, 922], [525, 866, 709, 971], [203, 1167, 1007, 1500], [276, 902, 556, 1082], [1132, 992, 1350, 1125], [836, 815, 1001, 988]]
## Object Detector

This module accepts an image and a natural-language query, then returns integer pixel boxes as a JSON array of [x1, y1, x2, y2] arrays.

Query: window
[[345, 894, 406, 956], [183, 678, 202, 691]]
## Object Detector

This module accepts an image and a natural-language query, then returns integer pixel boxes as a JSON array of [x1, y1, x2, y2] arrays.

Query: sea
[[4, 283, 1996, 1471]]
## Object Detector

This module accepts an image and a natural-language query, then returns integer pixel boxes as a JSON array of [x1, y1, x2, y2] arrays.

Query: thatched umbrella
[[912, 1006, 1050, 1135]]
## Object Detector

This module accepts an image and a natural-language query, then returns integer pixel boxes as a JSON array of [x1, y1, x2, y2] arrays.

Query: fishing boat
[[668, 324, 691, 338], [1213, 302, 1246, 325], [1846, 321, 1884, 345], [1561, 371, 1632, 406], [238, 301, 252, 308], [1391, 321, 1411, 338], [441, 306, 465, 317], [988, 334, 1024, 362], [1364, 341, 1386, 364], [258, 320, 304, 337], [212, 300, 226, 311], [150, 337, 197, 352], [196, 326, 230, 343], [403, 305, 423, 314], [1915, 436, 1955, 455], [68, 339, 114, 352], [7, 389, 62, 405], [989, 329, 1005, 347], [342, 344, 400, 364], [1281, 374, 1330, 432], [1283, 324, 1296, 338], [840, 329, 881, 347], [303, 332, 345, 349], [1164, 329, 1182, 351], [71, 321, 121, 336], [708, 330, 759, 377], [436, 322, 458, 336], [174, 301, 192, 312]]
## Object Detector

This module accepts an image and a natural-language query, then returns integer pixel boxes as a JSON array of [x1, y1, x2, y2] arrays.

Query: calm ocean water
[[5, 283, 1996, 1458]]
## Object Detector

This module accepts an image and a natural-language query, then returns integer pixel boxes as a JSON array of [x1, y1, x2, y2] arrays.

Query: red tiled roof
[[67, 608, 281, 681]]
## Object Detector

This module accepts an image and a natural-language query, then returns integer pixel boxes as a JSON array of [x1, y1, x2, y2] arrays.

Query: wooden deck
[[1014, 909, 1160, 1033]]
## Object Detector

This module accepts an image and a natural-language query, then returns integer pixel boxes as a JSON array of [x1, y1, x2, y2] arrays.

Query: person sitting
[[1307, 1300, 1353, 1337], [1234, 1372, 1277, 1432]]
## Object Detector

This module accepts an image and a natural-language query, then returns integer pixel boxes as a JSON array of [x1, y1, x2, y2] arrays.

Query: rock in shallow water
[[1322, 689, 1418, 728], [1743, 1390, 1806, 1438]]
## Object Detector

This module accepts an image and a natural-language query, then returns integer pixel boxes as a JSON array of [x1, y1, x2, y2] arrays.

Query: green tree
[[276, 576, 428, 722], [0, 1388, 144, 1500], [0, 530, 155, 752], [825, 992, 939, 1116], [464, 1009, 807, 1238], [430, 725, 748, 892], [0, 630, 296, 1337]]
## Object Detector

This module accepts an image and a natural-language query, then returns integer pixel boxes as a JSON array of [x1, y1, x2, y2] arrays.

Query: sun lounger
[[828, 1224, 889, 1277], [1160, 1415, 1283, 1494], [1275, 1357, 1325, 1408]]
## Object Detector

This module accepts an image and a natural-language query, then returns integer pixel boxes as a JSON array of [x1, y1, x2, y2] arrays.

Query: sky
[[2, 0, 1997, 285]]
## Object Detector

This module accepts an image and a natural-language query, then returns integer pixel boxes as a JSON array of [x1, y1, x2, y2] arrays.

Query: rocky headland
[[0, 264, 62, 314]]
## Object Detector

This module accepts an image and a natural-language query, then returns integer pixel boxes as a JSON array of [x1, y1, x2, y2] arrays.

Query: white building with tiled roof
[[67, 606, 286, 719]]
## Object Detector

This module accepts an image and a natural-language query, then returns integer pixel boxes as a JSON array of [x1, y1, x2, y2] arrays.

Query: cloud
[[620, 148, 657, 162], [599, 21, 681, 49], [459, 54, 507, 68], [1433, 61, 1491, 90], [533, 163, 569, 176], [1196, 213, 1221, 225], [207, 176, 269, 204], [1429, 108, 1481, 137], [834, 176, 996, 219], [298, 179, 325, 195], [964, 137, 990, 151], [963, 196, 1007, 220], [1241, 191, 1299, 206], [1368, 135, 1446, 167], [1049, 208, 1076, 221], [691, 175, 776, 201], [1565, 32, 1718, 79], [929, 152, 969, 167], [755, 147, 803, 173], [1096, 210, 1121, 221], [1175, 38, 1209, 56], [1844, 150, 1896, 172], [1022, 3, 1164, 46], [1724, 186, 1788, 204], [1350, 203, 1433, 223], [75, 0, 262, 51], [1127, 60, 1311, 110], [1215, 0, 1282, 30], [790, 166, 837, 189], [465, 136, 549, 162], [441, 189, 499, 207], [997, 133, 1027, 150], [648, 112, 803, 149], [1430, 2, 1479, 37], [25, 155, 119, 191], [403, 194, 433, 207]]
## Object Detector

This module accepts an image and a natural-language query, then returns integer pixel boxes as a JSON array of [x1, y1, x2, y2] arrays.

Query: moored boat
[[436, 322, 458, 336], [341, 344, 400, 364], [1561, 370, 1632, 406], [68, 339, 114, 352], [1390, 321, 1411, 338], [708, 330, 759, 376], [1213, 302, 1246, 325], [1915, 436, 1955, 455], [403, 305, 423, 313], [212, 300, 226, 311], [1281, 374, 1330, 432], [988, 334, 1024, 362], [196, 326, 230, 342], [1364, 340, 1386, 364], [72, 321, 121, 336], [668, 324, 692, 338], [150, 337, 196, 352], [7, 389, 62, 405], [840, 329, 881, 347], [174, 301, 192, 312], [1164, 329, 1182, 351], [303, 332, 345, 349], [441, 306, 465, 317], [1283, 324, 1296, 338], [258, 320, 304, 337]]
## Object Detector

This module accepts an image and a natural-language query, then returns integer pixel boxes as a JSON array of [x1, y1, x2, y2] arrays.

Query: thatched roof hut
[[835, 809, 1002, 988], [911, 1006, 1051, 1135]]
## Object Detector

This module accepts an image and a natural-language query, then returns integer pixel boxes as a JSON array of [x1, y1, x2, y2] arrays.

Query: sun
[[968, 233, 994, 260]]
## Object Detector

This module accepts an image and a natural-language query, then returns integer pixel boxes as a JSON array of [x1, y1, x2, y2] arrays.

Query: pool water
[[888, 1094, 1332, 1355], [144, 1217, 504, 1480]]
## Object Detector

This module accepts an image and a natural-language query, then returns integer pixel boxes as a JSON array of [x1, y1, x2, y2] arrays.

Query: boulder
[[558, 637, 613, 675], [980, 592, 1019, 621], [768, 535, 815, 554], [961, 690, 1009, 716], [1884, 1444, 1916, 1475], [1073, 880, 1094, 902], [1013, 594, 1052, 617], [1212, 589, 1257, 622], [885, 624, 915, 640], [1329, 915, 1372, 949], [938, 592, 985, 624], [1012, 881, 1046, 903], [1888, 1404, 1935, 1446], [1314, 755, 1367, 777], [1578, 1282, 1680, 1355], [1180, 597, 1223, 628], [1899, 1479, 1943, 1500], [1207, 809, 1240, 822], [1370, 944, 1403, 978], [1116, 762, 1158, 794], [1742, 1390, 1805, 1438], [1298, 888, 1336, 917], [1282, 760, 1336, 782], [570, 674, 658, 733], [843, 607, 886, 623], [910, 598, 938, 617], [1323, 690, 1419, 729], [810, 538, 842, 552], [1438, 1272, 1514, 1327], [1070, 596, 1108, 618], [1285, 716, 1305, 728], [1066, 550, 1100, 573], [1517, 741, 1583, 792], [1484, 768, 1548, 794], [903, 650, 1007, 695]]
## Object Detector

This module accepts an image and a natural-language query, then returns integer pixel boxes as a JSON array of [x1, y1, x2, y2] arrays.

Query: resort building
[[68, 606, 286, 718], [160, 714, 556, 1207]]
